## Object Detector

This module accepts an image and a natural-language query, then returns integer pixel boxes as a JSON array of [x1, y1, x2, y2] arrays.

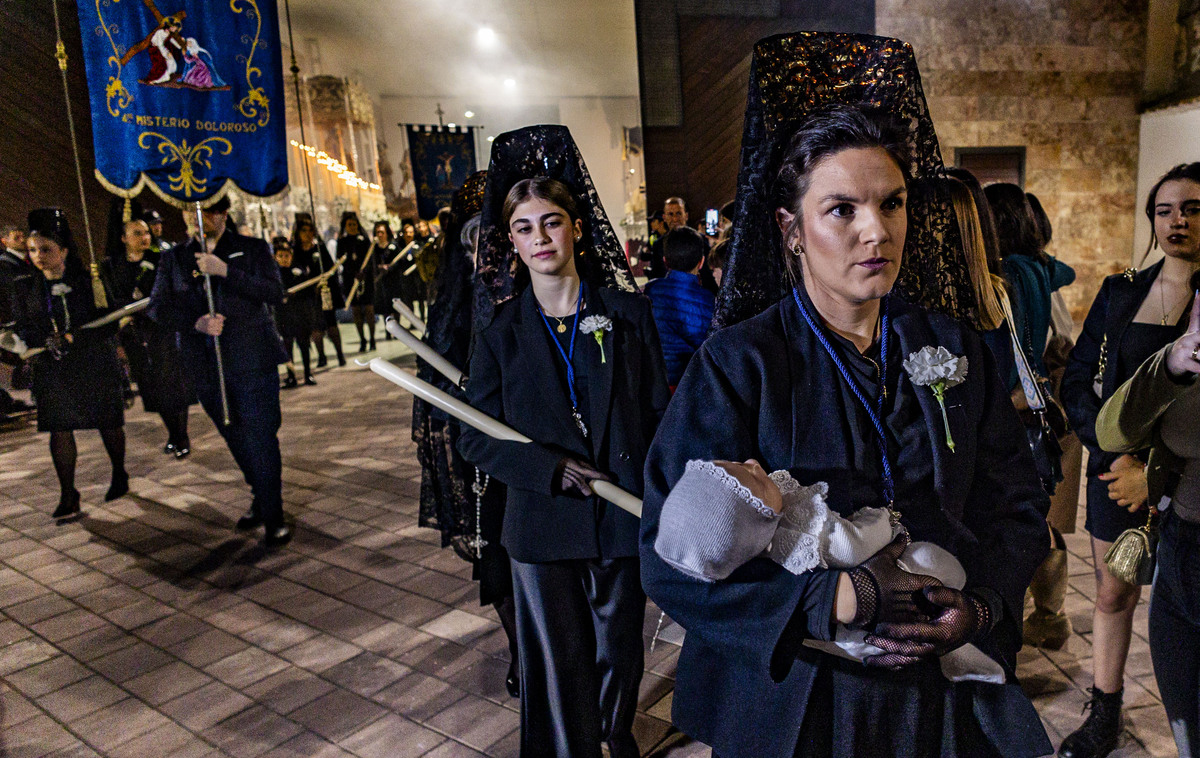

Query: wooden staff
[[367, 357, 642, 518], [286, 254, 347, 295], [343, 243, 377, 304]]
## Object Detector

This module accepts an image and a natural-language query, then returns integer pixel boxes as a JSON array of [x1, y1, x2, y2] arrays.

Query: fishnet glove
[[847, 536, 942, 630], [863, 586, 993, 669]]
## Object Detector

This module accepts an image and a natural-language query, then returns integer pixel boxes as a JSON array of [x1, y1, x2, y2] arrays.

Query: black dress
[[274, 261, 319, 340], [104, 255, 195, 414], [338, 234, 374, 306], [640, 288, 1052, 758], [298, 240, 342, 327], [1062, 262, 1188, 542], [14, 266, 124, 432]]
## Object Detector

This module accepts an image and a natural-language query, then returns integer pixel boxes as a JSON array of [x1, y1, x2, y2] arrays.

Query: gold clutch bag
[[1103, 506, 1158, 586]]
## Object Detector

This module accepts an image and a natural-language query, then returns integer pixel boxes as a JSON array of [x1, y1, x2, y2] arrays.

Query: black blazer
[[640, 294, 1051, 758], [148, 229, 287, 377], [1061, 262, 1169, 477], [458, 285, 670, 563], [0, 249, 34, 327]]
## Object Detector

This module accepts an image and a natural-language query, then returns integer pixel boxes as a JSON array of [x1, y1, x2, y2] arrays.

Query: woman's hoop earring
[[791, 244, 804, 256]]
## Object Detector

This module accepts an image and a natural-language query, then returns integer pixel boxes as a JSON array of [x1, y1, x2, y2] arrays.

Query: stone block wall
[[877, 1, 1150, 318]]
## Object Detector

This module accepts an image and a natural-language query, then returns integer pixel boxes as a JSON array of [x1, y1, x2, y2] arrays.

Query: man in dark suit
[[148, 197, 292, 546], [0, 224, 36, 416]]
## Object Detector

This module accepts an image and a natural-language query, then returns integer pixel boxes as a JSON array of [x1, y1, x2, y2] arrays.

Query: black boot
[[1059, 688, 1122, 758]]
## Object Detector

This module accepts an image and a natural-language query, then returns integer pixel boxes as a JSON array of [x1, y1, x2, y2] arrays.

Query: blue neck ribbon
[[791, 288, 895, 509], [538, 283, 589, 438]]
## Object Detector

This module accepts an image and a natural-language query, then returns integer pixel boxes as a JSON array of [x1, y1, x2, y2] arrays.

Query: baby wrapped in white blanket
[[654, 460, 1004, 684]]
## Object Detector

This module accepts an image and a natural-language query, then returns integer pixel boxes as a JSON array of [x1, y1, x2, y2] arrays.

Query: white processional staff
[[383, 317, 463, 387], [343, 243, 377, 304], [286, 254, 347, 295], [366, 357, 643, 518], [391, 298, 427, 336], [384, 240, 419, 269]]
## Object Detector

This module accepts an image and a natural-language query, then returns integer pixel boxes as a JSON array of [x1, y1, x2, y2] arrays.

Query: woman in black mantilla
[[105, 214, 196, 456], [370, 220, 401, 338], [410, 171, 523, 697], [291, 214, 345, 367], [14, 209, 128, 519], [337, 211, 377, 352], [458, 126, 669, 758], [639, 34, 1051, 758]]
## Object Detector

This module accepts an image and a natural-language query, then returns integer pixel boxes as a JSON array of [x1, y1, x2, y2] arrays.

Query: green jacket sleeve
[[1096, 345, 1197, 454]]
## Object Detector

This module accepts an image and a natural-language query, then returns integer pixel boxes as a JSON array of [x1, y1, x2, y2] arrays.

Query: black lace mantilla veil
[[413, 171, 491, 559], [473, 124, 637, 332], [714, 31, 976, 330]]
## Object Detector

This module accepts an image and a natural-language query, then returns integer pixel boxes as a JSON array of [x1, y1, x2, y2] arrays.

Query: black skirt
[[34, 335, 125, 432]]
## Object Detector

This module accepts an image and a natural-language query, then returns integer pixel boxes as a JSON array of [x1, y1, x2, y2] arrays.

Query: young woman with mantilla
[[640, 33, 1051, 758], [14, 209, 128, 519], [290, 214, 345, 367], [1058, 162, 1200, 758], [458, 126, 669, 758]]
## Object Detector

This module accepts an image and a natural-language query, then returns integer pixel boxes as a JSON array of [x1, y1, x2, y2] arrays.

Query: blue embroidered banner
[[76, 0, 286, 206], [407, 125, 477, 220]]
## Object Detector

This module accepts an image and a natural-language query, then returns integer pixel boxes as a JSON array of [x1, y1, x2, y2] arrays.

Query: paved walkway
[[0, 334, 1177, 757]]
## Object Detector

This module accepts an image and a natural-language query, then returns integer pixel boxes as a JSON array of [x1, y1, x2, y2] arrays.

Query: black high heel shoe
[[53, 489, 81, 520], [505, 660, 519, 698], [105, 471, 129, 501]]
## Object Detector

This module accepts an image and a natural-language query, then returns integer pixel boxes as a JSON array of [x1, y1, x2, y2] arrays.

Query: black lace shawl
[[715, 31, 975, 331], [472, 125, 636, 332], [413, 171, 494, 559]]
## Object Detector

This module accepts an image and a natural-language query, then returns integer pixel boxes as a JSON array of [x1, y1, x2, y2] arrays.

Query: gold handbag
[[1104, 505, 1158, 586]]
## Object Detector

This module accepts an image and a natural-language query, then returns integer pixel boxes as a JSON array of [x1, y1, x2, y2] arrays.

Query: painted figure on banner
[[122, 9, 228, 91]]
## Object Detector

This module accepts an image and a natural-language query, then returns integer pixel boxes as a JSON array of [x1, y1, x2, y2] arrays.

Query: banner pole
[[50, 0, 106, 309], [283, 0, 322, 271], [195, 202, 232, 427]]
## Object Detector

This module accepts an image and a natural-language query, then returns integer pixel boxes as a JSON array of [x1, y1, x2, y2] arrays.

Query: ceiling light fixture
[[477, 27, 496, 46], [464, 111, 474, 119], [503, 78, 516, 90], [486, 136, 495, 142]]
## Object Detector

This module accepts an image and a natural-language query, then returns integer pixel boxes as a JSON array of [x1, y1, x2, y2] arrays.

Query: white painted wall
[[1134, 102, 1200, 264], [376, 95, 642, 246]]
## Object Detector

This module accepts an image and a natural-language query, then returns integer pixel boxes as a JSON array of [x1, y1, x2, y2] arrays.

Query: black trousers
[[195, 369, 283, 527], [1150, 512, 1200, 757], [510, 556, 645, 758]]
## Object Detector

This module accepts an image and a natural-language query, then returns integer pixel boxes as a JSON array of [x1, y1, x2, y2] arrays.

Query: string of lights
[[289, 140, 382, 191]]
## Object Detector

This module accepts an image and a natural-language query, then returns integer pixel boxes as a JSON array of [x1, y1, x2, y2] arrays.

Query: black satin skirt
[[510, 556, 645, 758]]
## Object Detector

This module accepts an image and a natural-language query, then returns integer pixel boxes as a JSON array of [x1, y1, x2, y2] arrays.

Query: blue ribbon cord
[[538, 284, 589, 438], [792, 289, 895, 509]]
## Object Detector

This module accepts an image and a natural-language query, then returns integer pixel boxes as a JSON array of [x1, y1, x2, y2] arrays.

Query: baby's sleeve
[[766, 474, 899, 573], [653, 460, 780, 582]]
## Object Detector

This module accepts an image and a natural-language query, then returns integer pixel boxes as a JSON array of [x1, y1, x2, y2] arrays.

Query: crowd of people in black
[[2, 29, 1199, 758]]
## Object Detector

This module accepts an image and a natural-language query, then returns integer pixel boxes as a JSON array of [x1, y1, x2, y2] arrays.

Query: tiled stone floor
[[0, 332, 1178, 757]]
